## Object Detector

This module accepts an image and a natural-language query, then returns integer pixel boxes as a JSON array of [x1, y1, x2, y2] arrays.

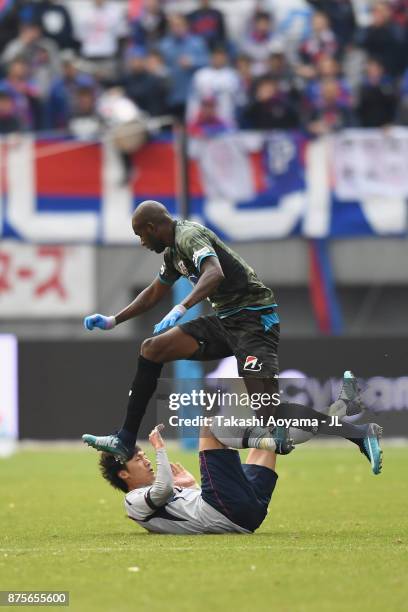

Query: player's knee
[[140, 336, 164, 362]]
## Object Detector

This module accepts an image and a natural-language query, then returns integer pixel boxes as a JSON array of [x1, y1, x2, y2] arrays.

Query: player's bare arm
[[115, 277, 172, 325], [83, 277, 171, 331], [180, 256, 225, 311], [154, 257, 225, 334]]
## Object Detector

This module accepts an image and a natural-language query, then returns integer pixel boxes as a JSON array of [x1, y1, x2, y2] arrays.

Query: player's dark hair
[[99, 448, 141, 493]]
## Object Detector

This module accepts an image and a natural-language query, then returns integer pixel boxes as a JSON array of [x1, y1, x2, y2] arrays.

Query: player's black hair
[[99, 447, 141, 493]]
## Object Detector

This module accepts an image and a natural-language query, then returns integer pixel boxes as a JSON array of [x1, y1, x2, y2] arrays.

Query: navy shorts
[[180, 308, 280, 378], [199, 448, 278, 532]]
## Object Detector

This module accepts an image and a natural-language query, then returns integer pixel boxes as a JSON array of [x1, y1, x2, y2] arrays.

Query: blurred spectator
[[68, 79, 101, 139], [356, 58, 397, 127], [342, 44, 368, 94], [263, 45, 299, 99], [236, 54, 253, 107], [131, 0, 167, 49], [305, 77, 355, 134], [0, 0, 24, 55], [123, 46, 168, 117], [305, 0, 356, 52], [74, 0, 128, 80], [187, 0, 227, 51], [188, 95, 231, 138], [242, 77, 299, 130], [2, 22, 60, 99], [396, 68, 408, 124], [47, 50, 91, 129], [240, 11, 284, 77], [302, 56, 352, 110], [33, 0, 76, 50], [187, 46, 240, 125], [356, 1, 406, 76], [262, 46, 303, 120], [299, 12, 338, 68], [390, 0, 408, 28], [145, 49, 169, 80], [0, 58, 41, 129], [98, 87, 148, 183], [0, 85, 22, 133], [159, 13, 208, 119]]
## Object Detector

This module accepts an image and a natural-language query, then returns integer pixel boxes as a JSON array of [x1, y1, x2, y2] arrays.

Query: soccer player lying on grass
[[100, 411, 382, 535], [100, 424, 285, 535]]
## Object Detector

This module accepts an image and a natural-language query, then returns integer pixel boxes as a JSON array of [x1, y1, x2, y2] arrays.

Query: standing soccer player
[[83, 200, 281, 460]]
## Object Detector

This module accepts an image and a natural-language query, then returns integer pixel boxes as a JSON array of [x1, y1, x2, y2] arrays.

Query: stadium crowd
[[0, 0, 406, 138]]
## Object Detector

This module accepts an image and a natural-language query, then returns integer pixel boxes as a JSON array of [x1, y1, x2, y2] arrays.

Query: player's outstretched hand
[[170, 462, 197, 488], [83, 313, 116, 331], [153, 304, 186, 335], [149, 424, 165, 450]]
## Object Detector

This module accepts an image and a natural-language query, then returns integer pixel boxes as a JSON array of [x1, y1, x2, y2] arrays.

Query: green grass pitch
[[1, 445, 407, 612]]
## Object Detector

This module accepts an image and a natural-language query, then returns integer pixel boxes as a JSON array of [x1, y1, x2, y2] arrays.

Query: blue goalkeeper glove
[[154, 304, 186, 335], [83, 313, 116, 331]]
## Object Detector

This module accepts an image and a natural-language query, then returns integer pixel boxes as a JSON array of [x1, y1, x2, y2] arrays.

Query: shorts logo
[[243, 355, 262, 372]]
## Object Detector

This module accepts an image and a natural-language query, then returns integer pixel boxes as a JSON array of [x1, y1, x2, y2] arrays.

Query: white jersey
[[125, 485, 250, 535]]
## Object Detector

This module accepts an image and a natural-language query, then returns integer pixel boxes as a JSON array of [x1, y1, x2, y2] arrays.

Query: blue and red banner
[[0, 130, 406, 244]]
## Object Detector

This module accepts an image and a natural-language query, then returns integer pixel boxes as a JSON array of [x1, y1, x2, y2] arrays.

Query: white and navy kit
[[125, 448, 278, 535]]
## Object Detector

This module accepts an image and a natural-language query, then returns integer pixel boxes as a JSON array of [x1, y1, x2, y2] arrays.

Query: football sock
[[118, 356, 163, 447], [288, 399, 348, 445], [277, 402, 367, 447], [210, 423, 276, 451]]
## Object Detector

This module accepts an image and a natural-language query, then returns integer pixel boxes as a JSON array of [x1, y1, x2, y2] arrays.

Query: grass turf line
[[1, 447, 407, 612]]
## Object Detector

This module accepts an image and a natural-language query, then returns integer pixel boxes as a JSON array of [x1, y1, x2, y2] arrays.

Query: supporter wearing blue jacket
[[159, 13, 208, 118]]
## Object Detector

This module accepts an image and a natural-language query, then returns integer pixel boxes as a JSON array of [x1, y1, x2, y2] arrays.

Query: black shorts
[[180, 307, 280, 378], [199, 448, 278, 532]]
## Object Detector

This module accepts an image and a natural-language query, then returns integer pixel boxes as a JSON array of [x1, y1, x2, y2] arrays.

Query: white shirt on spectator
[[75, 2, 128, 58], [187, 65, 241, 124]]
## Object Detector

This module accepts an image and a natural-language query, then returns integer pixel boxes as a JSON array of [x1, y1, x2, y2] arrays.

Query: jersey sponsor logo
[[243, 355, 263, 372], [177, 260, 189, 276], [192, 246, 212, 269]]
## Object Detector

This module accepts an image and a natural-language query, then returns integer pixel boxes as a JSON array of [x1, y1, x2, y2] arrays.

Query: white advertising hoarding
[[0, 335, 18, 456], [0, 242, 95, 317]]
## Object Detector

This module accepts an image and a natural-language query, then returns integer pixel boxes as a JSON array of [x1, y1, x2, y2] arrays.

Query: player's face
[[125, 450, 155, 486], [133, 221, 166, 254]]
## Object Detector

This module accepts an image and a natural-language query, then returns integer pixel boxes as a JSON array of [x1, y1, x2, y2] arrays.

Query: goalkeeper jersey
[[158, 220, 275, 316]]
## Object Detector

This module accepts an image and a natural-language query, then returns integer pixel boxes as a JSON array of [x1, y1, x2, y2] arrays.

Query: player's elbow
[[152, 481, 174, 502], [209, 268, 225, 290]]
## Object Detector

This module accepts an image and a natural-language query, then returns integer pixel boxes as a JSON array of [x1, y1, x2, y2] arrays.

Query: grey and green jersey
[[158, 220, 276, 316]]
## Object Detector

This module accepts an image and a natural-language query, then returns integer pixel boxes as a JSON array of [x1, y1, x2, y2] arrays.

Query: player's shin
[[210, 422, 276, 450], [118, 355, 163, 447], [277, 402, 371, 445]]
